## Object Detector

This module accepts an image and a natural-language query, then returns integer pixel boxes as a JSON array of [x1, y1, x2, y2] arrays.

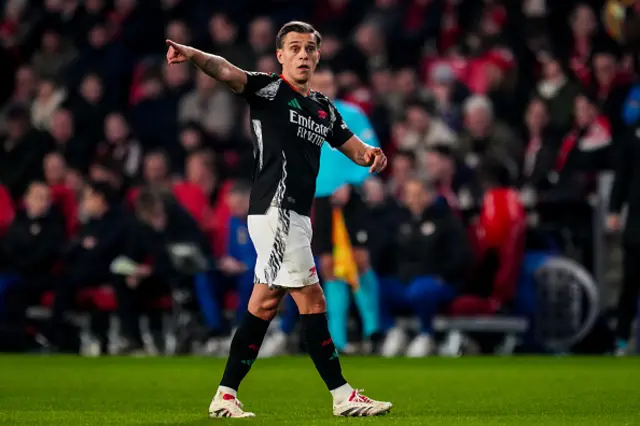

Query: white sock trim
[[330, 383, 354, 402], [217, 386, 237, 398]]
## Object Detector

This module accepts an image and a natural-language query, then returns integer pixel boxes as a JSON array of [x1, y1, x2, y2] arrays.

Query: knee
[[406, 278, 439, 304], [248, 294, 280, 321], [353, 249, 370, 274], [318, 255, 335, 281], [294, 285, 327, 315]]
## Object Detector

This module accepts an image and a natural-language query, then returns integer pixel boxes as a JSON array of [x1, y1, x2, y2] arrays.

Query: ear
[[276, 49, 284, 65]]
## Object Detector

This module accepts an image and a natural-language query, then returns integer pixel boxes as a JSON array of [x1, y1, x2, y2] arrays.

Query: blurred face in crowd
[[406, 105, 431, 134], [14, 65, 37, 99], [277, 31, 320, 84], [310, 69, 337, 100], [82, 185, 107, 217], [80, 73, 103, 104], [574, 95, 596, 129], [50, 109, 74, 142], [227, 189, 251, 217], [6, 113, 28, 140], [319, 34, 341, 59], [424, 151, 452, 181], [144, 154, 169, 184], [256, 55, 279, 74], [355, 22, 383, 56], [571, 5, 596, 39], [115, 0, 136, 14], [363, 177, 385, 206], [85, 0, 105, 14], [402, 179, 434, 216], [464, 105, 492, 137], [89, 24, 109, 49], [371, 68, 392, 95], [37, 80, 56, 100], [24, 183, 51, 219], [395, 68, 418, 97], [525, 99, 549, 132], [141, 77, 163, 99], [139, 200, 167, 231], [249, 17, 274, 53], [163, 61, 190, 89], [166, 20, 190, 45], [391, 152, 414, 183], [542, 58, 564, 81], [66, 169, 85, 197], [44, 152, 67, 185], [42, 30, 61, 53], [593, 53, 617, 86], [180, 127, 202, 151], [186, 154, 213, 184], [105, 112, 129, 143], [210, 14, 236, 45]]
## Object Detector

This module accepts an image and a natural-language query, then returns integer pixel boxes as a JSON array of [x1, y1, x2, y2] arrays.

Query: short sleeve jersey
[[238, 72, 354, 217]]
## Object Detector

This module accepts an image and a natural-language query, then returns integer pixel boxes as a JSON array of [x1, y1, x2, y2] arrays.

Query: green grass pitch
[[0, 355, 639, 425]]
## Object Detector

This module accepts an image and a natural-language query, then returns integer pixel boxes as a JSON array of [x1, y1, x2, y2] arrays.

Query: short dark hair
[[135, 186, 165, 215], [276, 21, 322, 49], [87, 180, 118, 206]]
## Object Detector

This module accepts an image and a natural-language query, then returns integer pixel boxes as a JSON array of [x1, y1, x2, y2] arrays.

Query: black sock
[[301, 313, 347, 390], [219, 312, 270, 390]]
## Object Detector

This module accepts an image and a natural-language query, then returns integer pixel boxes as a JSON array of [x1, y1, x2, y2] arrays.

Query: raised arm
[[337, 135, 387, 173], [166, 39, 247, 94]]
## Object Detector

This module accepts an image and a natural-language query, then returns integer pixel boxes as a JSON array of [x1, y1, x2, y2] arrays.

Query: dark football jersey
[[237, 72, 354, 217]]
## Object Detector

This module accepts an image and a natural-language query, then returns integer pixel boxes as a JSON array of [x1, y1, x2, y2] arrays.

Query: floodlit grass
[[0, 355, 638, 425]]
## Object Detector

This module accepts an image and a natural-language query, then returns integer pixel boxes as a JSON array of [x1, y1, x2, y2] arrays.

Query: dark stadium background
[[0, 0, 638, 357]]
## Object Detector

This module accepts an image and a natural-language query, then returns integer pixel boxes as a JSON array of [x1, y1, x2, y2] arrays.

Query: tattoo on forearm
[[192, 53, 224, 80]]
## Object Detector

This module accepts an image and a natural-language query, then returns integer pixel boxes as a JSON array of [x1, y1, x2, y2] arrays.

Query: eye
[[306, 45, 316, 53]]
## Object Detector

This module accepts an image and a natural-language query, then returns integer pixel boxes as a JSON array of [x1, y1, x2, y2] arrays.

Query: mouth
[[298, 64, 310, 72]]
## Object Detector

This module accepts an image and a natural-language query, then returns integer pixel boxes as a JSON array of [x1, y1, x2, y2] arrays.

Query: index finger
[[165, 39, 178, 49]]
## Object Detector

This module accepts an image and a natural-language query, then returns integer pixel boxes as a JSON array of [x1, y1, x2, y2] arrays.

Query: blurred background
[[0, 0, 639, 357]]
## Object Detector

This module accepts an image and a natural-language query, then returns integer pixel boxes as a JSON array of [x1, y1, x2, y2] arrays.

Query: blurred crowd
[[0, 0, 638, 355]]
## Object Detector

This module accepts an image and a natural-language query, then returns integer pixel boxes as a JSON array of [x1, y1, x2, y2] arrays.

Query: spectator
[[534, 52, 581, 132], [178, 70, 235, 142], [0, 182, 64, 325], [397, 97, 457, 162], [115, 187, 211, 353], [0, 65, 38, 135], [64, 72, 109, 143], [428, 63, 470, 132], [203, 13, 253, 71], [379, 177, 472, 357], [165, 19, 191, 46], [30, 78, 67, 131], [387, 149, 415, 199], [38, 180, 124, 350], [30, 27, 77, 80], [520, 97, 563, 190], [248, 16, 275, 59], [95, 112, 142, 182], [458, 95, 522, 175], [0, 104, 53, 200], [48, 108, 92, 173]]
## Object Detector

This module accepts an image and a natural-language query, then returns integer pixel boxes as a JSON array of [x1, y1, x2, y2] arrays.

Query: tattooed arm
[[338, 136, 388, 173], [166, 39, 247, 93]]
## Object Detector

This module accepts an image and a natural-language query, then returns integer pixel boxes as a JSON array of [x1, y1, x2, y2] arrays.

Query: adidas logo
[[288, 99, 302, 110]]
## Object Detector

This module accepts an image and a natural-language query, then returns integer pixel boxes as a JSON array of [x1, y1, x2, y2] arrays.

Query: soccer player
[[310, 67, 382, 353], [166, 21, 392, 418]]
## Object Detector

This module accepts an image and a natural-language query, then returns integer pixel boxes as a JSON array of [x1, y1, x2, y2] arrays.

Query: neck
[[281, 72, 309, 96]]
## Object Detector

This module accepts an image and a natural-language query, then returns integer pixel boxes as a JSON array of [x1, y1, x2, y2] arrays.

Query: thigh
[[407, 276, 457, 304], [343, 185, 370, 249], [311, 196, 333, 256]]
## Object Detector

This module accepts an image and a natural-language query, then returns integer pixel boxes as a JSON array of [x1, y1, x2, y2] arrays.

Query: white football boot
[[333, 389, 393, 417], [208, 391, 256, 418], [405, 334, 435, 358]]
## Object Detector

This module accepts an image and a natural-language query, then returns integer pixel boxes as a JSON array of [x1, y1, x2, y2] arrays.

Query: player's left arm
[[326, 103, 387, 173], [337, 136, 387, 173]]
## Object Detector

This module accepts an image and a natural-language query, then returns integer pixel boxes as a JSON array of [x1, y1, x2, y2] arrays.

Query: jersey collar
[[280, 74, 311, 97]]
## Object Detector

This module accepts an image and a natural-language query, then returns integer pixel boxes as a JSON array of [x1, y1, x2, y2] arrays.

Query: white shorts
[[248, 207, 319, 289]]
